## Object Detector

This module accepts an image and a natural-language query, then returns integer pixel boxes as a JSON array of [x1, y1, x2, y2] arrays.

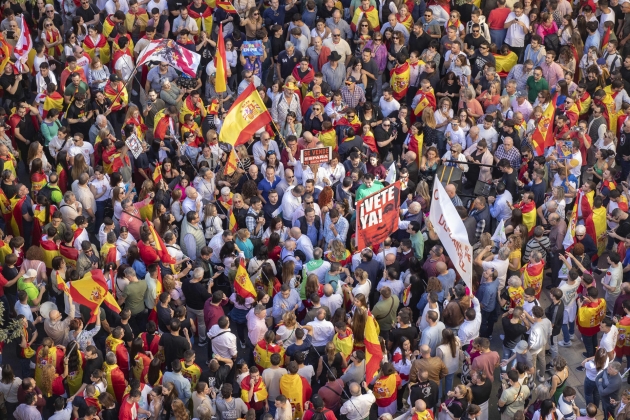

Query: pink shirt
[[119, 203, 145, 241], [511, 98, 534, 121], [539, 61, 564, 89], [22, 259, 47, 284], [246, 307, 268, 345]]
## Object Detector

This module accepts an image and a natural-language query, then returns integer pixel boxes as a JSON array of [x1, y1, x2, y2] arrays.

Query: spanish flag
[[229, 211, 237, 232], [254, 340, 285, 371], [217, 0, 237, 13], [390, 62, 410, 101], [586, 205, 607, 256], [180, 95, 204, 125], [125, 8, 149, 36], [104, 81, 128, 112], [408, 133, 423, 158], [279, 374, 312, 419], [241, 376, 269, 408], [132, 352, 151, 382], [531, 95, 557, 156], [31, 171, 47, 193], [83, 34, 110, 65], [224, 148, 238, 176], [100, 242, 118, 266], [602, 26, 611, 52], [234, 259, 257, 299], [0, 153, 16, 178], [616, 317, 630, 358], [106, 334, 130, 378], [333, 327, 354, 360], [576, 91, 592, 116], [351, 6, 380, 31], [181, 360, 203, 392], [188, 3, 213, 35], [522, 260, 544, 299], [576, 189, 594, 220], [596, 94, 617, 135], [493, 51, 518, 77], [56, 163, 68, 194], [516, 200, 536, 236], [69, 270, 121, 323], [335, 113, 361, 134], [318, 127, 337, 149], [40, 240, 60, 270], [153, 109, 171, 140], [0, 189, 11, 228], [102, 15, 117, 38], [364, 312, 383, 382], [577, 298, 606, 332], [219, 83, 272, 147], [55, 272, 68, 294], [0, 239, 11, 263], [0, 34, 10, 74], [301, 92, 328, 115], [141, 331, 161, 356], [60, 243, 78, 268], [413, 91, 436, 116], [34, 345, 65, 386], [153, 163, 163, 184], [103, 362, 127, 403], [43, 92, 63, 118], [66, 349, 84, 396], [374, 373, 401, 407], [148, 220, 176, 264], [9, 196, 26, 237], [565, 102, 579, 127]]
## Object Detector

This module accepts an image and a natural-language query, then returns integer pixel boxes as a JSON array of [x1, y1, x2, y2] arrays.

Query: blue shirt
[[272, 288, 302, 323], [263, 6, 285, 28], [258, 176, 281, 202], [295, 219, 319, 245], [584, 32, 601, 53], [132, 259, 147, 279], [476, 279, 499, 312]]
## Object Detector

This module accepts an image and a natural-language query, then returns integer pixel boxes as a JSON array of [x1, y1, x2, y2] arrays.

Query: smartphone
[[6, 31, 14, 38]]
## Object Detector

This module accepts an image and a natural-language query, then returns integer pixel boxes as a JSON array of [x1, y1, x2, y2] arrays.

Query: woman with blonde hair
[[351, 270, 371, 300], [409, 180, 431, 213], [235, 228, 254, 259], [421, 107, 439, 150], [162, 274, 185, 306], [499, 95, 514, 120], [476, 80, 501, 111], [70, 154, 94, 182], [326, 239, 351, 266], [124, 105, 147, 141], [87, 56, 110, 91], [202, 203, 224, 241], [526, 106, 545, 135], [442, 384, 472, 420], [276, 311, 312, 347], [42, 19, 63, 58], [507, 235, 523, 277], [240, 7, 263, 39], [40, 358, 69, 403]]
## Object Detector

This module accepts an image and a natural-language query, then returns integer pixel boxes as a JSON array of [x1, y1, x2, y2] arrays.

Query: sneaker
[[570, 334, 576, 340], [240, 340, 246, 349], [558, 341, 572, 347], [576, 366, 585, 372], [198, 339, 208, 347]]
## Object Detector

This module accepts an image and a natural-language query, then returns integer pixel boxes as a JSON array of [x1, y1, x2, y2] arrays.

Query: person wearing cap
[[340, 76, 365, 109], [303, 395, 336, 420], [17, 269, 46, 308], [511, 90, 533, 121], [321, 50, 346, 92]]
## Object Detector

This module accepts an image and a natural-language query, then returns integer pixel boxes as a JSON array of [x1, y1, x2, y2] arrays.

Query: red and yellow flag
[[147, 220, 176, 264], [234, 259, 257, 299], [103, 362, 127, 403], [279, 374, 312, 419], [224, 148, 238, 176], [492, 51, 518, 77], [333, 327, 354, 360], [522, 260, 544, 299], [578, 298, 606, 328], [83, 34, 110, 65], [69, 270, 121, 323], [43, 92, 63, 118], [59, 243, 78, 268], [188, 3, 213, 35], [215, 23, 228, 93], [616, 317, 630, 357], [153, 163, 162, 184], [181, 361, 202, 391], [55, 272, 68, 294], [586, 205, 607, 256], [219, 83, 272, 147], [40, 240, 60, 269], [103, 81, 128, 112], [254, 340, 285, 371], [413, 91, 436, 116], [106, 335, 130, 378], [516, 200, 536, 236], [217, 0, 237, 13], [9, 196, 26, 237], [351, 6, 380, 31], [132, 352, 151, 381], [390, 62, 410, 101], [100, 242, 118, 266], [531, 96, 557, 155], [374, 373, 401, 407], [318, 127, 337, 149], [0, 33, 10, 74], [364, 313, 383, 382], [241, 376, 269, 408]]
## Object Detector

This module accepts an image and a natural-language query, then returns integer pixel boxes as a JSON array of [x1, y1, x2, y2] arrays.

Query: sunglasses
[[472, 30, 479, 33], [333, 34, 340, 36]]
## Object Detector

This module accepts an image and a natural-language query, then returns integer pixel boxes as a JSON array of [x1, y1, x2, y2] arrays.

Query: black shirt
[[615, 219, 630, 239], [529, 181, 546, 208], [501, 318, 527, 349], [200, 364, 231, 390], [0, 73, 23, 102], [278, 51, 303, 80], [67, 102, 93, 136], [159, 332, 191, 369], [618, 130, 630, 161], [181, 278, 212, 310], [156, 304, 172, 332], [3, 264, 18, 294], [388, 326, 419, 348], [271, 36, 285, 59], [82, 348, 104, 384], [470, 380, 493, 405], [409, 380, 439, 408], [501, 170, 518, 198], [409, 31, 432, 57], [374, 125, 393, 156], [75, 4, 100, 24]]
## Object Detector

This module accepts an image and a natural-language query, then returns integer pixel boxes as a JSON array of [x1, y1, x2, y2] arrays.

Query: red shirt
[[303, 408, 338, 420], [119, 398, 138, 420], [487, 7, 511, 29], [0, 271, 7, 297]]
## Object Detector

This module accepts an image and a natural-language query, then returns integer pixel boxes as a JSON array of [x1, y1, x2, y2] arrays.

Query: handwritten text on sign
[[301, 147, 333, 166], [355, 181, 401, 251]]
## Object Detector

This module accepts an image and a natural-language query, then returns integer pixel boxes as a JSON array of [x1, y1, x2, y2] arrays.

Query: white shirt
[[207, 325, 238, 358], [281, 187, 302, 222], [419, 301, 440, 331], [600, 324, 618, 353], [476, 124, 499, 148], [105, 0, 129, 14], [377, 279, 405, 299], [340, 391, 376, 420], [482, 258, 509, 290], [114, 54, 135, 82], [209, 235, 225, 264], [444, 125, 467, 151], [69, 142, 94, 164], [15, 301, 34, 322], [173, 15, 198, 33], [295, 234, 314, 261], [321, 293, 343, 314], [146, 0, 168, 13], [307, 318, 335, 346], [252, 140, 281, 167], [504, 12, 529, 47], [490, 191, 514, 223], [458, 296, 481, 346], [379, 97, 400, 118]]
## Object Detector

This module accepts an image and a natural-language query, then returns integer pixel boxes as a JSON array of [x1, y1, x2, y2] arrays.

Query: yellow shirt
[[509, 249, 521, 271]]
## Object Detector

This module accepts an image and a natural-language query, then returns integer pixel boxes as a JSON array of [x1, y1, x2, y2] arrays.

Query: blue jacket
[[476, 279, 499, 313]]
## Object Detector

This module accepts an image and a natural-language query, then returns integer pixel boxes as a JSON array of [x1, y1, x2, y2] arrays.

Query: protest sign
[[301, 147, 332, 166], [242, 41, 264, 56], [356, 181, 401, 251], [428, 180, 472, 291], [125, 134, 143, 159]]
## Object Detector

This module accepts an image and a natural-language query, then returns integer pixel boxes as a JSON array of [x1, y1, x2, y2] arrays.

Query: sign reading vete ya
[[428, 180, 472, 291], [356, 181, 401, 251]]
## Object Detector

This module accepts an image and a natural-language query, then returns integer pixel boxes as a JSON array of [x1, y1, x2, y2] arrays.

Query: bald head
[[290, 227, 302, 239], [415, 400, 427, 413], [436, 262, 447, 273], [445, 184, 456, 198], [408, 202, 421, 214], [420, 345, 431, 356], [324, 284, 333, 296], [349, 382, 361, 396]]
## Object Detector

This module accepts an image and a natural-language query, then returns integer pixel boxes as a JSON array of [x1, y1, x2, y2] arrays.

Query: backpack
[[37, 184, 57, 203], [543, 33, 560, 56]]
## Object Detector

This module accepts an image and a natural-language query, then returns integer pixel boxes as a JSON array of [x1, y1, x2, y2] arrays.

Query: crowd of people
[[0, 0, 630, 418]]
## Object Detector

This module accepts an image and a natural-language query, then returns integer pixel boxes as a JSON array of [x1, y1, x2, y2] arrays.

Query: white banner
[[428, 180, 473, 291]]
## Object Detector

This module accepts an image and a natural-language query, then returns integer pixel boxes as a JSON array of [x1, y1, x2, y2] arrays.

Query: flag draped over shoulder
[[241, 377, 269, 409], [522, 260, 544, 299], [215, 24, 227, 93], [9, 196, 26, 237], [14, 15, 32, 72], [224, 149, 238, 175], [531, 95, 557, 155], [69, 270, 121, 323], [413, 91, 436, 116], [60, 243, 78, 267], [364, 314, 383, 382], [147, 220, 176, 264], [187, 4, 213, 33], [516, 200, 536, 236], [219, 83, 272, 147], [0, 33, 10, 73], [103, 362, 127, 403], [390, 62, 410, 100], [105, 335, 130, 378], [333, 327, 354, 360], [254, 340, 285, 371], [279, 374, 312, 419], [43, 92, 64, 118], [137, 39, 201, 77], [373, 374, 401, 407], [492, 52, 518, 77], [351, 6, 380, 31], [616, 317, 630, 358], [318, 128, 337, 148], [83, 34, 110, 65], [586, 206, 607, 257], [103, 81, 128, 111], [234, 260, 257, 299], [40, 240, 60, 269]]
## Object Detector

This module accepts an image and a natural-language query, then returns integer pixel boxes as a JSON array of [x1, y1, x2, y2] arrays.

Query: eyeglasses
[[374, 38, 381, 41], [424, 14, 431, 16], [253, 12, 259, 15], [393, 36, 399, 39], [45, 23, 52, 27], [361, 24, 368, 27], [382, 123, 390, 127], [472, 30, 479, 33], [333, 34, 340, 37], [305, 201, 314, 204]]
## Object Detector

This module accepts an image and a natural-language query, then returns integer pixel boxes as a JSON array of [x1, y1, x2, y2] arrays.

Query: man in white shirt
[[307, 309, 334, 349], [476, 117, 499, 150], [182, 187, 202, 216], [68, 133, 95, 167], [114, 38, 135, 83], [209, 231, 233, 264], [599, 318, 618, 361], [377, 266, 405, 299], [458, 296, 481, 348], [281, 185, 304, 227], [320, 284, 343, 314], [476, 246, 510, 290], [602, 252, 623, 312], [207, 315, 238, 359], [378, 88, 400, 118], [525, 305, 552, 382], [105, 0, 129, 14], [488, 183, 513, 223], [340, 382, 376, 420], [504, 3, 529, 57]]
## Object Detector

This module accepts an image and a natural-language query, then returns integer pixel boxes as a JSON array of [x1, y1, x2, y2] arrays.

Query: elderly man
[[321, 50, 346, 91], [488, 183, 513, 223], [597, 361, 622, 418], [320, 284, 343, 313], [43, 294, 76, 345], [340, 382, 375, 420], [59, 191, 82, 229], [494, 137, 521, 171], [475, 246, 511, 290], [88, 115, 114, 144], [246, 304, 269, 350], [119, 196, 152, 241], [307, 308, 335, 351], [290, 227, 314, 261], [182, 187, 202, 216], [548, 212, 567, 286], [252, 132, 281, 167], [444, 184, 463, 207]]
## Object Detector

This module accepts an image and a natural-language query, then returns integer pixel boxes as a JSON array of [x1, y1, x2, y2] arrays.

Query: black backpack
[[37, 184, 56, 203]]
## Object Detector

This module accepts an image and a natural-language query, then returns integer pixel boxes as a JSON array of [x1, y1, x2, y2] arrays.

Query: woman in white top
[[596, 131, 617, 152], [434, 98, 453, 133], [275, 312, 309, 347], [262, 218, 290, 243], [351, 269, 372, 298], [391, 337, 413, 393], [321, 154, 345, 187], [111, 185, 130, 222], [436, 329, 461, 398], [581, 347, 609, 407], [170, 188, 184, 223], [202, 203, 224, 241], [248, 247, 277, 284], [0, 365, 22, 412], [116, 227, 136, 264]]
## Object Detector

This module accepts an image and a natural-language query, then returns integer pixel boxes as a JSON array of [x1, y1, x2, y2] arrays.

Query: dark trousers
[[582, 332, 598, 358], [480, 308, 498, 338], [550, 252, 562, 287], [130, 309, 149, 336]]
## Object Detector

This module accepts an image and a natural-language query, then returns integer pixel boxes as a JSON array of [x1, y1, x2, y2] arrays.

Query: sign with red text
[[428, 180, 472, 291], [356, 181, 401, 251], [301, 147, 332, 166]]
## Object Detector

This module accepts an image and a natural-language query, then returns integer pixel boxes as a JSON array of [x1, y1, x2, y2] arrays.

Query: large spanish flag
[[234, 259, 257, 299], [103, 362, 127, 403], [577, 298, 606, 330], [34, 345, 65, 386], [254, 340, 285, 371], [215, 24, 227, 93], [493, 51, 518, 77], [147, 220, 176, 264], [106, 335, 130, 378], [374, 373, 401, 407], [9, 196, 26, 237], [103, 81, 128, 112], [351, 6, 379, 31], [241, 377, 269, 409], [408, 133, 423, 158], [279, 374, 312, 419], [224, 148, 238, 176], [40, 239, 60, 269], [390, 62, 410, 101], [364, 313, 383, 382], [69, 270, 121, 323], [596, 94, 617, 135], [43, 92, 64, 118], [577, 189, 594, 220], [179, 95, 204, 125], [413, 91, 436, 116], [102, 15, 117, 38], [188, 3, 213, 35], [333, 327, 354, 360], [516, 200, 536, 236], [531, 96, 557, 156], [219, 83, 272, 147], [586, 205, 607, 257], [522, 260, 544, 299]]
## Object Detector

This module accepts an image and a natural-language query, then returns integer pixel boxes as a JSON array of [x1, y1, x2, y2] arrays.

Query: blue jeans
[[94, 200, 106, 237], [502, 346, 515, 371], [490, 29, 507, 49], [584, 377, 600, 407], [582, 333, 598, 358], [561, 321, 575, 343], [20, 358, 31, 379], [438, 373, 455, 401]]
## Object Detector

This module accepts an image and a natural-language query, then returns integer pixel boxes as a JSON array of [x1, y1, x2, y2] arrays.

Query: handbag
[[498, 383, 522, 413], [24, 346, 35, 358]]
